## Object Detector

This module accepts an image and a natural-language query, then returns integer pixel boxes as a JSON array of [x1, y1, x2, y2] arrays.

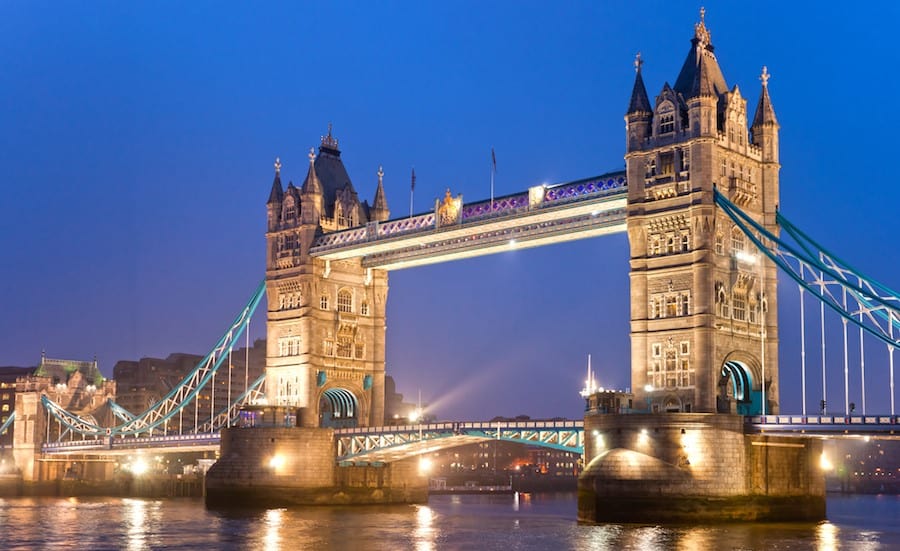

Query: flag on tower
[[491, 148, 497, 174], [411, 167, 416, 191]]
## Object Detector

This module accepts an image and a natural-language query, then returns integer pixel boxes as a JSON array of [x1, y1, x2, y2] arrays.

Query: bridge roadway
[[309, 172, 628, 270], [38, 415, 900, 458]]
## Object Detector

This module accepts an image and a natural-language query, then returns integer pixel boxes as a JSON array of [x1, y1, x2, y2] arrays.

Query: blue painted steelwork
[[107, 399, 135, 423], [42, 280, 266, 437], [335, 420, 584, 462], [716, 190, 900, 349]]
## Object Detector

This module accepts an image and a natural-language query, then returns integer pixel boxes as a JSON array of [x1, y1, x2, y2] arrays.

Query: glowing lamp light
[[131, 458, 148, 476], [409, 408, 423, 423], [819, 452, 834, 471], [418, 457, 433, 475], [268, 454, 285, 471]]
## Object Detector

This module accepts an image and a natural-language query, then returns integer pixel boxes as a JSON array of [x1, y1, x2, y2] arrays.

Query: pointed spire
[[752, 66, 778, 127], [301, 147, 323, 195], [372, 165, 389, 221], [267, 157, 284, 204], [627, 52, 652, 114], [674, 8, 728, 99]]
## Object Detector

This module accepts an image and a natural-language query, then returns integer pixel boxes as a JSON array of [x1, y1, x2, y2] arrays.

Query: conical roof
[[752, 67, 778, 127], [627, 54, 652, 114], [673, 14, 728, 99], [267, 158, 283, 204]]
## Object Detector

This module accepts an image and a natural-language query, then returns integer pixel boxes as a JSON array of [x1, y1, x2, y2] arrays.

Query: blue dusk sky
[[2, 1, 899, 420]]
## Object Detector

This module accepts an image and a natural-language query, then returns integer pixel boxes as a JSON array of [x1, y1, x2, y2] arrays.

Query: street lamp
[[644, 384, 654, 413]]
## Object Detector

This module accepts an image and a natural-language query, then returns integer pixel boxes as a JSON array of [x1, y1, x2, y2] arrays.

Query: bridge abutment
[[205, 426, 427, 507], [577, 413, 825, 523]]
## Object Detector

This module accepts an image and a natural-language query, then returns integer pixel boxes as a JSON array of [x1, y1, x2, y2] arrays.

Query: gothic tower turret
[[371, 166, 390, 222], [626, 10, 780, 415], [265, 126, 388, 428]]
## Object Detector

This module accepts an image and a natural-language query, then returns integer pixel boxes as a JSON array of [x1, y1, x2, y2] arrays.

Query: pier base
[[205, 427, 427, 507], [577, 414, 825, 523]]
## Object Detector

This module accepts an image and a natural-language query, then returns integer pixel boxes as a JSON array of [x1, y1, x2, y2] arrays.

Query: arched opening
[[319, 387, 359, 428], [717, 360, 761, 415]]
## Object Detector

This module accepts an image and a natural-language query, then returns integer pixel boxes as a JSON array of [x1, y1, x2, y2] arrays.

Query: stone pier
[[578, 414, 825, 523], [205, 427, 428, 507]]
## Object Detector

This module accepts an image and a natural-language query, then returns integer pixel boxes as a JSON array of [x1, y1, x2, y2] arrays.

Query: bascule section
[[264, 128, 389, 428], [625, 12, 780, 416]]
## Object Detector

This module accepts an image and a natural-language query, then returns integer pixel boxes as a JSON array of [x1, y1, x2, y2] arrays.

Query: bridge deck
[[309, 173, 627, 270]]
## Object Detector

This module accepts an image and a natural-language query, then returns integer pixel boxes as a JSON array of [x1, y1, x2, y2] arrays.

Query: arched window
[[731, 228, 745, 253], [337, 289, 352, 313], [283, 199, 296, 222]]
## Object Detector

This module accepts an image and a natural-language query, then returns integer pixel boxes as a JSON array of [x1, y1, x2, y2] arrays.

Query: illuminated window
[[665, 296, 677, 317], [337, 289, 353, 313], [1, 405, 8, 412], [660, 152, 674, 175]]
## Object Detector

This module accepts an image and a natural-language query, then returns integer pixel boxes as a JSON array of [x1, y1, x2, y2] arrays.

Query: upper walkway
[[309, 172, 627, 270]]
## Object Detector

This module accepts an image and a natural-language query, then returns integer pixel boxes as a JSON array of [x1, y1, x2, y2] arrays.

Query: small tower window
[[337, 289, 353, 313], [320, 295, 329, 310], [715, 233, 724, 255], [360, 302, 370, 316]]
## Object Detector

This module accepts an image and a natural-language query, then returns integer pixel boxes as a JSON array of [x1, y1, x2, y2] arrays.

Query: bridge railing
[[335, 419, 584, 436], [749, 415, 899, 426], [311, 173, 627, 254]]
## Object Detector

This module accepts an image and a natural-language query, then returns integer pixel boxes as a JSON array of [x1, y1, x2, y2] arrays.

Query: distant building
[[113, 339, 267, 433], [0, 366, 35, 448]]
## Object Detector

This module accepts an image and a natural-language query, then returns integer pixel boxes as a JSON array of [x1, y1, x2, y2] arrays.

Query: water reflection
[[0, 494, 895, 550], [414, 504, 435, 551], [817, 522, 839, 551], [123, 498, 147, 551], [263, 508, 284, 551]]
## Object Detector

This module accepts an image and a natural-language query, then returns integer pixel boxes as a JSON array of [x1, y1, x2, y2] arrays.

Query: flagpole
[[410, 167, 415, 218], [490, 148, 496, 213]]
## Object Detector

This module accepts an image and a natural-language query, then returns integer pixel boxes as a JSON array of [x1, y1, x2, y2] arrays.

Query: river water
[[0, 492, 897, 550]]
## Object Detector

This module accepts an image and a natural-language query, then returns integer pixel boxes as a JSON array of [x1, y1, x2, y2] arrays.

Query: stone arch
[[319, 387, 359, 428], [717, 353, 761, 415]]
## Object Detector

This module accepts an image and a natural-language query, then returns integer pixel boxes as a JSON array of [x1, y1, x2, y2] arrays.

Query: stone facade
[[579, 413, 825, 522], [265, 130, 390, 427], [625, 12, 780, 415], [205, 427, 427, 506]]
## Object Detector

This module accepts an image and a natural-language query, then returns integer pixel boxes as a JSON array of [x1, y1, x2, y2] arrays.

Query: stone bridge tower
[[625, 13, 780, 414], [265, 127, 390, 427]]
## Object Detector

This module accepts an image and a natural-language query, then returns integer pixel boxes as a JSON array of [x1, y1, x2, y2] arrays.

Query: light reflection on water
[[0, 493, 896, 550]]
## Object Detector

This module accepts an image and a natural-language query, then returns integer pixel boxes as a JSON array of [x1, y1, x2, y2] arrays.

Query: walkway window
[[337, 289, 353, 313]]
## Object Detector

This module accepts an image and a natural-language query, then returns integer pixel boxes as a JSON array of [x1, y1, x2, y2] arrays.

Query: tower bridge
[[5, 10, 900, 517]]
